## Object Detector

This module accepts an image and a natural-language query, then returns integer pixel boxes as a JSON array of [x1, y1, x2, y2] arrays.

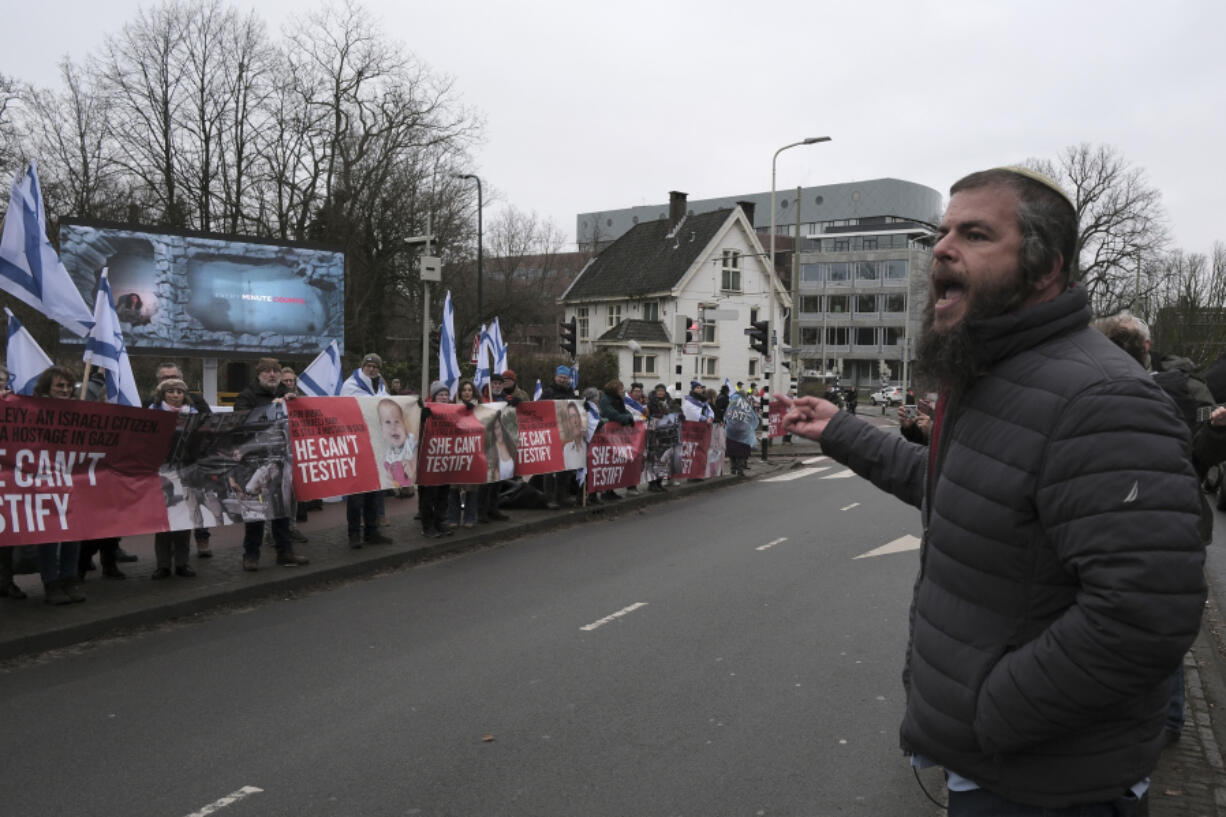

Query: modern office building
[[577, 178, 942, 390]]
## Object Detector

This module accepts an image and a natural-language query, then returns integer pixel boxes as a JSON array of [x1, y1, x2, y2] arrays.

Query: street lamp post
[[454, 173, 483, 321], [770, 136, 830, 396]]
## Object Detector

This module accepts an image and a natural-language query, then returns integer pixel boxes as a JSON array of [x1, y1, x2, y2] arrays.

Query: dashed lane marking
[[581, 603, 649, 631], [756, 537, 788, 551], [762, 467, 830, 482], [840, 502, 860, 511], [183, 786, 263, 817], [853, 535, 922, 560]]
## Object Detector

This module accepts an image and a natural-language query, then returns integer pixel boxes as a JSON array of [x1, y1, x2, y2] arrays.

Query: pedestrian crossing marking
[[802, 456, 829, 465], [853, 535, 921, 560], [762, 466, 830, 482], [821, 469, 856, 479]]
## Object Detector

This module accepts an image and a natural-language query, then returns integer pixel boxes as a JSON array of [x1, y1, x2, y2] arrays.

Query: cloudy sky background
[[11, 0, 1225, 254]]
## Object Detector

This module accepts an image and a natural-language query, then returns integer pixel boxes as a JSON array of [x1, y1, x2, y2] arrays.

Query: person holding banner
[[31, 366, 85, 604], [341, 353, 393, 548], [418, 381, 456, 537], [682, 381, 715, 423], [597, 380, 637, 501], [0, 364, 25, 600], [497, 370, 529, 406], [234, 358, 310, 570], [150, 379, 197, 579], [152, 361, 214, 557], [447, 380, 482, 527], [540, 366, 579, 509]]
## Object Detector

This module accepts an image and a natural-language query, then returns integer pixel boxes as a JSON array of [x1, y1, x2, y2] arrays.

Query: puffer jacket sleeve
[[820, 411, 927, 509], [974, 376, 1207, 754]]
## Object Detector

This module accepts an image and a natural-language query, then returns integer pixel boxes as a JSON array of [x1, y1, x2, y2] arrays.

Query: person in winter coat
[[340, 353, 392, 547], [595, 380, 635, 500], [233, 358, 310, 570], [539, 366, 579, 508], [779, 167, 1205, 814]]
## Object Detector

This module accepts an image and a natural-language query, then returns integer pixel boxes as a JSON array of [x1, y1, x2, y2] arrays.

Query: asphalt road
[[0, 459, 949, 816]]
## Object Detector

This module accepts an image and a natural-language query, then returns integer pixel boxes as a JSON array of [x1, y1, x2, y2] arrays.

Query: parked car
[[869, 386, 903, 406]]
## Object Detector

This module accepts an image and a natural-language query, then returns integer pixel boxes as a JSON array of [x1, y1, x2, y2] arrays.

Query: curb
[[0, 463, 791, 661]]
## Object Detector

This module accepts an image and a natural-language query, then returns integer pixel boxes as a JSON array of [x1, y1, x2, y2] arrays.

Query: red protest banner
[[675, 421, 712, 479], [586, 420, 646, 491], [418, 403, 494, 486], [0, 396, 176, 546], [514, 400, 587, 476], [769, 396, 786, 438], [287, 397, 383, 501]]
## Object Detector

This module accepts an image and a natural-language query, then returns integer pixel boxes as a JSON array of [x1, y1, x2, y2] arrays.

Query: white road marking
[[840, 502, 860, 511], [853, 535, 922, 560], [756, 537, 788, 551], [802, 456, 829, 465], [762, 466, 830, 482], [581, 602, 649, 631], [183, 786, 264, 817], [821, 469, 856, 479]]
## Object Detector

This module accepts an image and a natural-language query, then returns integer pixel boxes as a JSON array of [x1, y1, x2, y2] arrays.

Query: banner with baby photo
[[513, 400, 587, 477], [586, 420, 646, 492], [418, 402, 512, 486], [286, 396, 421, 501]]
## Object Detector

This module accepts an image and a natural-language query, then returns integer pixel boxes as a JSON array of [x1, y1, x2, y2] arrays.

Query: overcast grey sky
[[10, 0, 1226, 254]]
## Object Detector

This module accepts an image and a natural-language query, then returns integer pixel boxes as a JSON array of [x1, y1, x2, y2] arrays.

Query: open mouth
[[932, 270, 968, 312]]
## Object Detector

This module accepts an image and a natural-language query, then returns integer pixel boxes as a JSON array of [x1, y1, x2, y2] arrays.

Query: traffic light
[[687, 319, 700, 343], [430, 328, 441, 358], [559, 316, 577, 358], [748, 320, 769, 355]]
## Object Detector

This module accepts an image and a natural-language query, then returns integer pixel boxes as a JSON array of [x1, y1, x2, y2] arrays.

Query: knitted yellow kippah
[[994, 165, 1076, 212]]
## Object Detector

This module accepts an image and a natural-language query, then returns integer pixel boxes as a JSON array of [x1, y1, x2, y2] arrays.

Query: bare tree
[[96, 0, 190, 225], [22, 59, 126, 220], [1149, 243, 1226, 366], [0, 72, 21, 182], [1026, 143, 1169, 316]]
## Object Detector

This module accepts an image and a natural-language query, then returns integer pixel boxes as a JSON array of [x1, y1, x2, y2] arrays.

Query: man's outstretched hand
[[774, 394, 839, 441]]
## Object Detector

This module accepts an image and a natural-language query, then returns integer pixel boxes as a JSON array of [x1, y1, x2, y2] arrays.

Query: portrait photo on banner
[[557, 400, 587, 471], [485, 406, 518, 483], [358, 395, 422, 490]]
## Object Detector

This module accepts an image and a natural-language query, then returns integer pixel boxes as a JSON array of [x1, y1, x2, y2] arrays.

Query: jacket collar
[[965, 284, 1091, 370]]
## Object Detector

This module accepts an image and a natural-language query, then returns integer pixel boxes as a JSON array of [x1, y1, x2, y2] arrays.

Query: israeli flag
[[4, 307, 53, 395], [299, 339, 343, 397], [83, 269, 140, 406], [474, 323, 491, 394], [488, 317, 508, 373], [440, 290, 461, 398], [624, 393, 646, 421], [570, 362, 579, 391], [0, 162, 94, 337], [533, 379, 542, 400]]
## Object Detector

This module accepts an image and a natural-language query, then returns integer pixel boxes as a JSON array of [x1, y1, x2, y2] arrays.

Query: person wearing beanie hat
[[429, 380, 449, 401], [777, 165, 1204, 812], [538, 365, 579, 509], [497, 369, 528, 406], [416, 379, 456, 537], [338, 351, 392, 548], [682, 380, 714, 422]]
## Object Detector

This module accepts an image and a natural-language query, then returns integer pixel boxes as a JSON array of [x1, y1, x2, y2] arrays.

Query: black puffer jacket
[[820, 287, 1206, 808]]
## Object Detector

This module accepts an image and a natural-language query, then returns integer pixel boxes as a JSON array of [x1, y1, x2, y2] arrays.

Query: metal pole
[[769, 137, 830, 396], [476, 177, 483, 323], [421, 215, 433, 398]]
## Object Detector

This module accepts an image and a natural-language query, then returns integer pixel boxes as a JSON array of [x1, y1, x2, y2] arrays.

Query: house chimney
[[668, 190, 688, 231], [735, 200, 756, 227]]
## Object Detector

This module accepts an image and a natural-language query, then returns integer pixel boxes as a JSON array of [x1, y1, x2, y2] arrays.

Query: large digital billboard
[[58, 219, 345, 356]]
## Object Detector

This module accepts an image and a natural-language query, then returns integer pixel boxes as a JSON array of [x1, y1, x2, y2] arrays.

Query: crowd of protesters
[[0, 347, 791, 607]]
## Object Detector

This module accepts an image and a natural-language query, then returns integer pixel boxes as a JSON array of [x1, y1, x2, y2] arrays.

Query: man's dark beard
[[914, 264, 1034, 395]]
